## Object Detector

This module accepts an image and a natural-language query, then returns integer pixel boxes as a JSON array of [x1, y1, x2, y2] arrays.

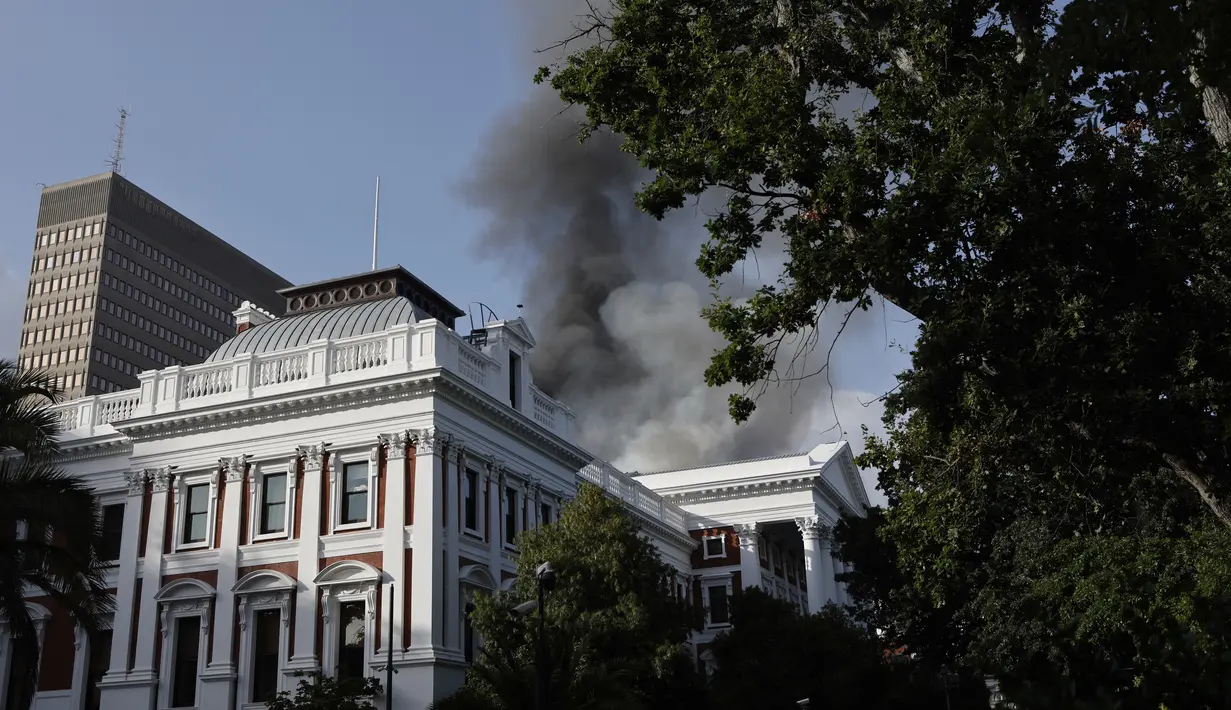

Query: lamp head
[[537, 561, 557, 591]]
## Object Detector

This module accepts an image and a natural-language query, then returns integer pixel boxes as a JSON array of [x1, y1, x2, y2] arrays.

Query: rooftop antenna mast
[[371, 176, 381, 271], [107, 107, 130, 175]]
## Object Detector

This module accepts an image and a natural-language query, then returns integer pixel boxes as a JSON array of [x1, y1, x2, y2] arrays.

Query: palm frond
[[0, 359, 62, 457]]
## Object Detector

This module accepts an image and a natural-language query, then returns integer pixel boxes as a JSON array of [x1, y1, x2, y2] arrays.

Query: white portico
[[635, 442, 870, 638]]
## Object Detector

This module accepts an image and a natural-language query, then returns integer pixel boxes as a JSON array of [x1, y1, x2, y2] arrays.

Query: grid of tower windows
[[99, 271, 221, 357], [106, 225, 241, 327]]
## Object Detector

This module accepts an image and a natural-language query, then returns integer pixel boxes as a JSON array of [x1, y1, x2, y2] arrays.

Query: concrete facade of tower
[[16, 172, 291, 399]]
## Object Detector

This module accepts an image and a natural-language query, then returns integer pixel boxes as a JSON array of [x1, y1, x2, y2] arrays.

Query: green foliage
[[432, 483, 703, 710], [0, 361, 113, 710], [708, 588, 988, 710], [540, 0, 1231, 706], [265, 673, 382, 710]]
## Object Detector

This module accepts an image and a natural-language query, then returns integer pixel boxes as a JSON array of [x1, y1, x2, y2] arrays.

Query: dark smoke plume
[[460, 1, 889, 474]]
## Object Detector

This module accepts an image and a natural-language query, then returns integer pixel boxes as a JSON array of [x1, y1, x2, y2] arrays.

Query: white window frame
[[71, 612, 114, 710], [330, 449, 378, 533], [701, 574, 734, 629], [173, 471, 218, 551], [0, 602, 50, 710], [702, 533, 727, 560], [233, 570, 296, 708], [502, 481, 525, 551], [248, 463, 296, 543], [314, 561, 382, 678], [154, 579, 215, 710], [458, 565, 498, 665]]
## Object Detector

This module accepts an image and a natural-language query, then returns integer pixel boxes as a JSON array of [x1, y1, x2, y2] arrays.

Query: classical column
[[796, 516, 835, 613], [410, 428, 445, 650], [131, 467, 176, 676], [379, 432, 409, 654], [287, 444, 327, 673], [485, 462, 504, 581], [834, 558, 849, 606], [104, 471, 148, 678], [200, 456, 247, 706], [734, 523, 763, 591], [443, 442, 462, 649]]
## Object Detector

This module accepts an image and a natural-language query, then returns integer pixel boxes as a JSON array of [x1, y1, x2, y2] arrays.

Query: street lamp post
[[535, 562, 557, 710]]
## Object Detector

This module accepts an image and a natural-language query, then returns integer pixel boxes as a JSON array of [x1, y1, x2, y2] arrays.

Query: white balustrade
[[50, 320, 580, 446], [578, 460, 686, 533]]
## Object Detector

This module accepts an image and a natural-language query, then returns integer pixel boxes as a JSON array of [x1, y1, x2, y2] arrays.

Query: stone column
[[105, 472, 147, 678], [834, 558, 849, 606], [410, 428, 444, 650], [379, 433, 409, 654], [200, 456, 248, 709], [287, 444, 326, 674], [796, 516, 834, 614], [443, 441, 462, 650], [734, 523, 763, 591], [485, 463, 504, 581], [131, 468, 175, 675]]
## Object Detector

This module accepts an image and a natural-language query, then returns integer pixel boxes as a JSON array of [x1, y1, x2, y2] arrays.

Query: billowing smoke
[[460, 1, 890, 474]]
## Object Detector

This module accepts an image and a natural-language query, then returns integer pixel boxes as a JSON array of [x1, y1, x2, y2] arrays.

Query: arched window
[[0, 602, 50, 710], [153, 579, 216, 709], [458, 565, 497, 664], [314, 561, 382, 679], [233, 570, 297, 704]]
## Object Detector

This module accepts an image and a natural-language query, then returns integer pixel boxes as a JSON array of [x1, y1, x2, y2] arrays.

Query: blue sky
[[0, 0, 529, 355], [0, 1, 917, 498]]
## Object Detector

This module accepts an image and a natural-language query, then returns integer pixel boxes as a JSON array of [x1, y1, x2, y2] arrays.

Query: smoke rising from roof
[[460, 1, 891, 474]]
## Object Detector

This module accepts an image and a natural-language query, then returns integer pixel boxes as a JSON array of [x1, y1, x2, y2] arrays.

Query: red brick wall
[[402, 549, 413, 648], [690, 526, 739, 569], [27, 596, 74, 691]]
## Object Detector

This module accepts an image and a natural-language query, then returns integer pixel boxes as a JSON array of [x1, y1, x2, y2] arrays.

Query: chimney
[[233, 300, 275, 334]]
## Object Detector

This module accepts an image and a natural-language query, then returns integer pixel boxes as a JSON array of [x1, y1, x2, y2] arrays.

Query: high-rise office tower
[[17, 172, 291, 399]]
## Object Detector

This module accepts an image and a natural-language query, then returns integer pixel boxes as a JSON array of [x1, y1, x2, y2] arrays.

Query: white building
[[2, 265, 868, 710]]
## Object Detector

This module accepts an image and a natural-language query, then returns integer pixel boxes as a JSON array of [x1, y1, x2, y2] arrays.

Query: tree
[[0, 361, 112, 710], [537, 0, 1231, 705], [265, 673, 382, 710], [432, 482, 703, 710], [707, 588, 987, 710]]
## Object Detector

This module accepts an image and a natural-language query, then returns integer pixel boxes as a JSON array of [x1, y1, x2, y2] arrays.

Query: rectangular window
[[171, 616, 200, 707], [508, 351, 521, 409], [251, 609, 281, 702], [707, 585, 730, 625], [337, 601, 365, 680], [260, 474, 288, 535], [98, 504, 124, 562], [464, 469, 479, 532], [183, 484, 209, 544], [540, 502, 553, 526], [703, 535, 726, 559], [341, 462, 369, 525], [84, 629, 113, 710], [505, 488, 519, 544]]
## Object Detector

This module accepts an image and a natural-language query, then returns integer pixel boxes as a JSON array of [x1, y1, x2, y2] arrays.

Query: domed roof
[[205, 297, 418, 362]]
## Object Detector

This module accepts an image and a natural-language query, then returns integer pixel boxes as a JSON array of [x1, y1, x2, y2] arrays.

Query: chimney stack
[[233, 300, 276, 334]]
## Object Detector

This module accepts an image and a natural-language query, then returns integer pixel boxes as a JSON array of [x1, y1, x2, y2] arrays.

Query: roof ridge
[[632, 451, 808, 477]]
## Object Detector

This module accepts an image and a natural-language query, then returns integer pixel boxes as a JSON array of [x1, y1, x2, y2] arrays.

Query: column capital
[[378, 431, 410, 454], [412, 427, 440, 456], [149, 467, 175, 493], [734, 522, 762, 544], [124, 471, 148, 496], [221, 455, 248, 483], [795, 516, 832, 542], [297, 443, 328, 471]]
